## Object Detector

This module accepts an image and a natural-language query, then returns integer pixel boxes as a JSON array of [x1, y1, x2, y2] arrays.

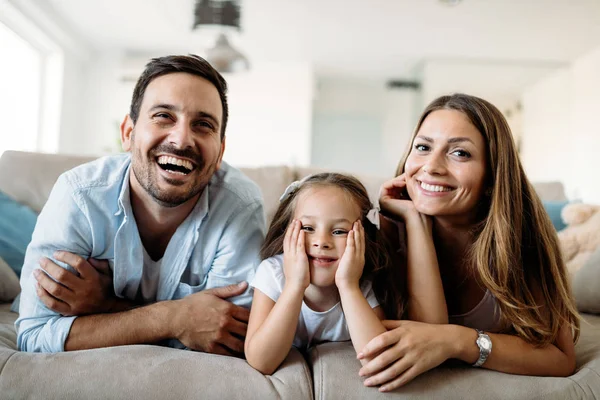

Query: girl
[[358, 93, 581, 392], [245, 173, 404, 375]]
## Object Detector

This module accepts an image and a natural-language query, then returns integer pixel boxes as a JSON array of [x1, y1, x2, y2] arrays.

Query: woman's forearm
[[404, 214, 447, 323], [245, 284, 304, 375], [449, 324, 576, 377]]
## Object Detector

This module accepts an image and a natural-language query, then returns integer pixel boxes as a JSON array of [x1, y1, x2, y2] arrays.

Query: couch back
[[0, 150, 568, 225]]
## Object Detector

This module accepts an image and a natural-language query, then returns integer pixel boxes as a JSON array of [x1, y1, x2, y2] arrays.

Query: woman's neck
[[303, 284, 340, 312], [432, 217, 475, 275]]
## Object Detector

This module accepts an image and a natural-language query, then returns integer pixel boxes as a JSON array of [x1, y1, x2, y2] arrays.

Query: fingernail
[[238, 281, 247, 287], [53, 251, 61, 258], [35, 282, 40, 289], [357, 352, 363, 359], [33, 269, 40, 277], [364, 379, 372, 386]]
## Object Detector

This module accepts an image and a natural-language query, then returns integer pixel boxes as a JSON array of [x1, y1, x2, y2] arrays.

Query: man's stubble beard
[[130, 133, 213, 208]]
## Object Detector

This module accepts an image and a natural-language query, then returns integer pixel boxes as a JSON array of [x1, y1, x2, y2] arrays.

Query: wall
[[521, 46, 600, 204], [312, 78, 419, 178]]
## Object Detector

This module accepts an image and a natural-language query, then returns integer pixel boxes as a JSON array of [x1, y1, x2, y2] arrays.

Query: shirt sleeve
[[15, 174, 93, 353], [361, 280, 380, 309], [250, 256, 284, 302], [203, 200, 266, 308]]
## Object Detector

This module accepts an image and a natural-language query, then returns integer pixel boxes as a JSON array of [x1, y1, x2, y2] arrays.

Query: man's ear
[[120, 114, 134, 152], [215, 136, 226, 171]]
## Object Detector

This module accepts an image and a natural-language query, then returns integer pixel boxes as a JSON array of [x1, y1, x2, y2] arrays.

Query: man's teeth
[[420, 181, 452, 192], [157, 155, 193, 171]]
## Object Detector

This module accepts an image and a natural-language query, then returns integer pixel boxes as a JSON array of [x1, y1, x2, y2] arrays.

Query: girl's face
[[404, 109, 488, 224], [293, 186, 361, 288]]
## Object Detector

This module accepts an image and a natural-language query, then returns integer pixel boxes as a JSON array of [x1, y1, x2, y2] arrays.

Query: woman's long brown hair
[[396, 93, 580, 346], [261, 173, 406, 319]]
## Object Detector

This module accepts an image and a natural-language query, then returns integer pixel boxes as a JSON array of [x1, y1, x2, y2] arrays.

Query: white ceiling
[[46, 0, 600, 79]]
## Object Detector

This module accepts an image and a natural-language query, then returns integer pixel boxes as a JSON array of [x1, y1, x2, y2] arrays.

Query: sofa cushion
[[543, 200, 569, 231], [0, 190, 38, 276], [0, 258, 20, 302], [572, 247, 600, 314], [0, 150, 96, 213]]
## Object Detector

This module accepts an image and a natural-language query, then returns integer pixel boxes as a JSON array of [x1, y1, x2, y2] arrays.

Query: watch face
[[477, 336, 491, 350]]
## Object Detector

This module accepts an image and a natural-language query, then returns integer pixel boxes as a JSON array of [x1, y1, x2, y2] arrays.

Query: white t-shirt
[[250, 254, 379, 350]]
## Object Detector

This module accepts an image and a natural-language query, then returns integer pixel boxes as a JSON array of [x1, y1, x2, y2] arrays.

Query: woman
[[360, 93, 580, 392]]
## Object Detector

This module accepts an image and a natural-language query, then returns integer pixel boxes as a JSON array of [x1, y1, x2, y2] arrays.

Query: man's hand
[[34, 251, 116, 316], [172, 282, 251, 356]]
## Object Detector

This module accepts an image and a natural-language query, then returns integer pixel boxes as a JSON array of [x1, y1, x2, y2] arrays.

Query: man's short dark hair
[[129, 54, 229, 139]]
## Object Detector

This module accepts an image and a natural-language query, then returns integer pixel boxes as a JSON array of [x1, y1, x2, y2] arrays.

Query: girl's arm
[[339, 286, 386, 365], [379, 175, 447, 323], [244, 286, 305, 375], [336, 221, 387, 365], [357, 320, 576, 392], [245, 220, 310, 375]]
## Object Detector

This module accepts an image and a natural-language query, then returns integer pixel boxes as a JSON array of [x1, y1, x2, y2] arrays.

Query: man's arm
[[16, 174, 94, 352], [204, 200, 266, 308], [64, 283, 249, 353]]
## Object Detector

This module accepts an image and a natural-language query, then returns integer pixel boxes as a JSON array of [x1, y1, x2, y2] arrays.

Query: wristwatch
[[473, 329, 492, 367]]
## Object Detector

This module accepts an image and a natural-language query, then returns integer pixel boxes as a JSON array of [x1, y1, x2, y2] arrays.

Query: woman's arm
[[379, 175, 447, 323], [403, 213, 447, 323], [357, 320, 576, 392], [244, 287, 304, 375]]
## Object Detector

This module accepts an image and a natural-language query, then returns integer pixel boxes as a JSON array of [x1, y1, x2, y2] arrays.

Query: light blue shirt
[[16, 153, 266, 353]]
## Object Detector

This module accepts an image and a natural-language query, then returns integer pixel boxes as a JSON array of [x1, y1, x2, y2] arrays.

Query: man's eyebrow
[[148, 103, 178, 113], [196, 111, 219, 126], [148, 105, 220, 126], [415, 135, 474, 145]]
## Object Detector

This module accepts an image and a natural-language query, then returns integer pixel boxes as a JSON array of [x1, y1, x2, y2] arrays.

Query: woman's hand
[[335, 221, 365, 290], [283, 219, 310, 290], [357, 320, 457, 392], [379, 174, 418, 221]]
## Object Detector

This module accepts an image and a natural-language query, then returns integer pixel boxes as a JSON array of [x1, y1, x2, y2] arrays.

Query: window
[[0, 21, 43, 156]]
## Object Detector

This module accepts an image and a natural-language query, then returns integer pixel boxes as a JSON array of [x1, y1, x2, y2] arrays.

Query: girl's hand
[[283, 219, 310, 290], [335, 221, 365, 290], [379, 174, 418, 220], [357, 320, 456, 392]]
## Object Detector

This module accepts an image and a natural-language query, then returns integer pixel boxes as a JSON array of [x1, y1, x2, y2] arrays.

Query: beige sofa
[[0, 150, 598, 400]]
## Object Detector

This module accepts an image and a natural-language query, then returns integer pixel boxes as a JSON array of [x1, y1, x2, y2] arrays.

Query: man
[[16, 55, 266, 355]]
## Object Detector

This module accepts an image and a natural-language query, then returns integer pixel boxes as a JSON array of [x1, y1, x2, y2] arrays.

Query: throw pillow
[[572, 246, 600, 314], [543, 200, 569, 231], [0, 257, 20, 302], [0, 190, 37, 276]]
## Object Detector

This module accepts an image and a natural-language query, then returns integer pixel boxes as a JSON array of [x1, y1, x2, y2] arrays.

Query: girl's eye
[[332, 229, 348, 235], [301, 226, 314, 232], [451, 149, 471, 158], [414, 143, 429, 152]]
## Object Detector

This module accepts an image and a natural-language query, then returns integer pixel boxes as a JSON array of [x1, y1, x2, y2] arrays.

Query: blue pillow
[[0, 191, 38, 276], [542, 200, 569, 231]]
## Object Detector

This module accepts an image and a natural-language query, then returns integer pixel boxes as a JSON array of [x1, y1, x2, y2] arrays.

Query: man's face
[[121, 72, 225, 208]]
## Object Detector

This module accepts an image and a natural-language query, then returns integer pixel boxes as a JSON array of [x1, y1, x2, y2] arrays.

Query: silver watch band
[[473, 329, 492, 367]]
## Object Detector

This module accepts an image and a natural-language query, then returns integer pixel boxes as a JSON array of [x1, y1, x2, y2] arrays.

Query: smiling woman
[[364, 93, 581, 392]]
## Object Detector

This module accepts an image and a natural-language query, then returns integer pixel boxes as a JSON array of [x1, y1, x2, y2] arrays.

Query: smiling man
[[16, 55, 266, 354]]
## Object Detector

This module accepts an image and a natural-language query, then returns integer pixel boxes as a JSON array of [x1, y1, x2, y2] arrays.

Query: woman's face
[[404, 109, 488, 224]]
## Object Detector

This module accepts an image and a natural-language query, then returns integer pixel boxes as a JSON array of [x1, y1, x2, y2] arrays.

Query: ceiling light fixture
[[192, 0, 249, 73], [439, 0, 462, 6]]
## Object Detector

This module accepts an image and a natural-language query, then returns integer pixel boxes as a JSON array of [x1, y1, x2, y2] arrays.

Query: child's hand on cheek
[[335, 220, 365, 291], [283, 220, 310, 291]]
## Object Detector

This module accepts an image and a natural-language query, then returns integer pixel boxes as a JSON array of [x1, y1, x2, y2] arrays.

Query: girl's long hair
[[396, 93, 579, 346], [261, 173, 406, 319]]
